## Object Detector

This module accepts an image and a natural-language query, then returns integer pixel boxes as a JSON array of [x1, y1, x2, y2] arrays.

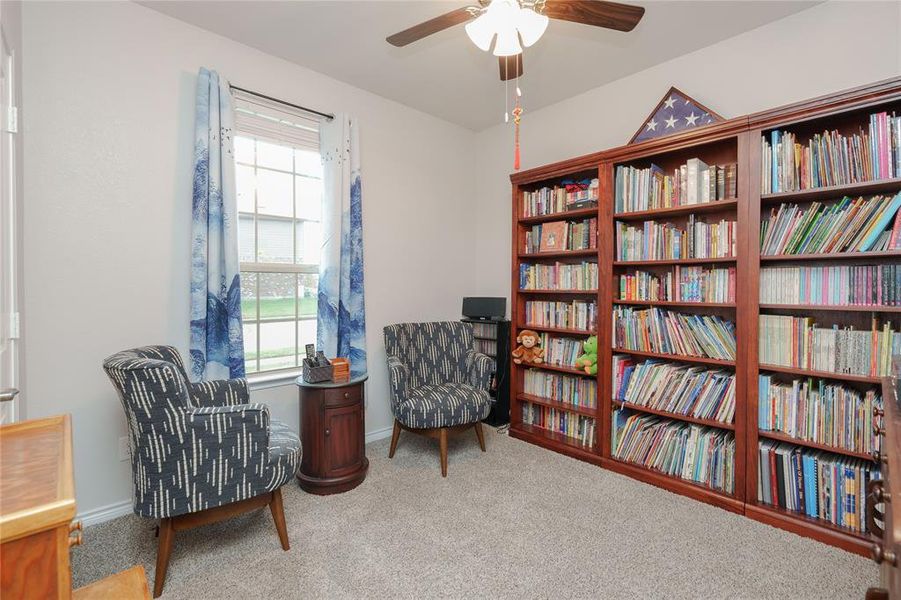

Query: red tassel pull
[[512, 103, 523, 171]]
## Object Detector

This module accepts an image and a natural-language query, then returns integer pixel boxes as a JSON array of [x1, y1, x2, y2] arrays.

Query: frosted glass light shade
[[492, 26, 522, 56], [465, 14, 495, 52], [517, 7, 548, 47]]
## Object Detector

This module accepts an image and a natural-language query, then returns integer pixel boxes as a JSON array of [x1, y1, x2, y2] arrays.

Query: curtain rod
[[229, 84, 334, 121]]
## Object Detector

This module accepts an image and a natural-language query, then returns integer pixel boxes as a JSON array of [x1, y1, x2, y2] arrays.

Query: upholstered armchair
[[102, 345, 301, 598], [383, 322, 494, 476]]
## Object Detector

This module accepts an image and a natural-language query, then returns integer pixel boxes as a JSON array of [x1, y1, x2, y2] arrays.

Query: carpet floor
[[72, 428, 878, 599]]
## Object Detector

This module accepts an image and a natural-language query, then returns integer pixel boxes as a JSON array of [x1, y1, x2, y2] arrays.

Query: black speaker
[[462, 297, 506, 320]]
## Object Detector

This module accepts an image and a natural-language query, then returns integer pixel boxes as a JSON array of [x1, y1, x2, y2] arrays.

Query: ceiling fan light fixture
[[516, 7, 548, 47], [464, 13, 496, 51], [492, 26, 522, 56]]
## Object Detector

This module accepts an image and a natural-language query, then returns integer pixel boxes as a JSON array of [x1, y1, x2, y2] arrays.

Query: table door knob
[[344, 392, 350, 399], [325, 428, 331, 436], [68, 531, 83, 547]]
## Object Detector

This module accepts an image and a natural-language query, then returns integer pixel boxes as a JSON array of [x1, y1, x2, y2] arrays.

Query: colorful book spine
[[758, 374, 882, 454], [616, 266, 735, 303], [522, 402, 596, 447], [519, 261, 598, 291], [538, 334, 584, 368], [523, 368, 597, 408], [612, 411, 735, 493], [522, 178, 600, 217], [614, 160, 737, 214], [759, 264, 901, 307], [612, 306, 737, 361], [524, 218, 599, 254], [615, 216, 737, 261], [525, 300, 597, 332]]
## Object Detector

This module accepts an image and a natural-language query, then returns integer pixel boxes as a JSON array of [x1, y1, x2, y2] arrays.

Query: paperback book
[[522, 402, 596, 447], [614, 159, 737, 214], [525, 300, 597, 332], [519, 261, 598, 291], [759, 264, 901, 307], [523, 368, 597, 409], [522, 178, 600, 218], [615, 216, 737, 261], [524, 217, 599, 254], [617, 266, 736, 303], [612, 306, 737, 361]]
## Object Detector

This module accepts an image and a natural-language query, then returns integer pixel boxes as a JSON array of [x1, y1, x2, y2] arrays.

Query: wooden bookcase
[[508, 76, 901, 556]]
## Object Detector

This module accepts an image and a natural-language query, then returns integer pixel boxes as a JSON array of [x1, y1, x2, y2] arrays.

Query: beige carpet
[[72, 428, 878, 599]]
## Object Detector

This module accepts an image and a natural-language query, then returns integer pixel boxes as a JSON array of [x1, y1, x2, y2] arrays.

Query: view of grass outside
[[241, 296, 317, 320]]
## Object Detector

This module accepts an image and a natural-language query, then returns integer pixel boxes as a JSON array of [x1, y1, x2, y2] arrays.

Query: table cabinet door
[[324, 403, 364, 478]]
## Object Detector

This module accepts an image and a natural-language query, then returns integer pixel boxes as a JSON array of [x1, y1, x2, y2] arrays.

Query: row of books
[[612, 411, 735, 493], [612, 306, 737, 361], [757, 441, 880, 534], [758, 314, 901, 377], [523, 368, 597, 409], [758, 375, 882, 455], [523, 218, 598, 254], [614, 160, 738, 214], [616, 266, 736, 304], [471, 322, 497, 339], [522, 402, 596, 447], [521, 179, 600, 218], [525, 300, 597, 332], [473, 338, 496, 358], [759, 264, 901, 307], [759, 194, 901, 256], [519, 261, 598, 291], [760, 110, 901, 194], [538, 333, 583, 368], [615, 216, 737, 261], [613, 355, 736, 424]]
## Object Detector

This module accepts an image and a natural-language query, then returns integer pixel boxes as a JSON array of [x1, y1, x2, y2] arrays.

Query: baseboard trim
[[78, 499, 133, 527], [365, 424, 394, 444]]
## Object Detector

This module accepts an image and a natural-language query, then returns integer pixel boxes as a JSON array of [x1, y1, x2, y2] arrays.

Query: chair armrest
[[187, 403, 270, 461], [465, 350, 494, 391], [189, 378, 249, 407], [386, 355, 410, 408]]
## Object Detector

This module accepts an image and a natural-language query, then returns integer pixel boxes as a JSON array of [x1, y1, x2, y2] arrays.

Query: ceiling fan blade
[[499, 55, 523, 81], [544, 0, 644, 32], [386, 7, 475, 47]]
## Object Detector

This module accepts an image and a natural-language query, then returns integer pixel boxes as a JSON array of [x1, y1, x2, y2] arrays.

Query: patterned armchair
[[102, 345, 301, 597], [383, 322, 494, 476]]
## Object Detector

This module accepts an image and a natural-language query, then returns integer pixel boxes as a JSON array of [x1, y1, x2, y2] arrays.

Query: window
[[233, 92, 322, 375]]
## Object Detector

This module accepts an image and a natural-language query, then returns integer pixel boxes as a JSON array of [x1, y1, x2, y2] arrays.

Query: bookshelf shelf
[[759, 176, 901, 205], [518, 249, 598, 259], [758, 363, 882, 384], [612, 348, 736, 367], [519, 393, 597, 417], [613, 299, 736, 309], [759, 303, 901, 313], [515, 362, 594, 378], [521, 324, 595, 336], [518, 207, 599, 225], [614, 199, 739, 221], [757, 430, 876, 462], [509, 78, 901, 557], [613, 257, 736, 267], [612, 400, 735, 431]]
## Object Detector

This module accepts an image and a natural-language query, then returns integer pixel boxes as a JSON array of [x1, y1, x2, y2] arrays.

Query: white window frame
[[233, 90, 322, 388]]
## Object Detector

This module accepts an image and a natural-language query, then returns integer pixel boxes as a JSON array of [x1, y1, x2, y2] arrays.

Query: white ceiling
[[141, 0, 819, 131]]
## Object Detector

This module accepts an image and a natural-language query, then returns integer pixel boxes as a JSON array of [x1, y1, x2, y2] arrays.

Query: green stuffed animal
[[576, 336, 598, 376]]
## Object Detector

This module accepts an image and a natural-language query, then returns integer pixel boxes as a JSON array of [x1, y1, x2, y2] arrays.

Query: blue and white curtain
[[318, 115, 367, 377], [190, 68, 244, 381]]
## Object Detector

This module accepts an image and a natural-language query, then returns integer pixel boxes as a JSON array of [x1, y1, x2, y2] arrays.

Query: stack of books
[[758, 314, 901, 377], [525, 300, 597, 332], [538, 334, 584, 368], [760, 193, 901, 255], [616, 266, 736, 303], [522, 402, 596, 447], [522, 179, 600, 217], [519, 261, 598, 291], [758, 374, 882, 455], [473, 338, 496, 357], [471, 322, 497, 338], [615, 216, 737, 261], [759, 264, 901, 306], [612, 411, 735, 493], [614, 159, 738, 213], [613, 356, 736, 424], [760, 110, 901, 194], [757, 441, 880, 534], [612, 306, 737, 361], [524, 368, 597, 408], [524, 218, 599, 254]]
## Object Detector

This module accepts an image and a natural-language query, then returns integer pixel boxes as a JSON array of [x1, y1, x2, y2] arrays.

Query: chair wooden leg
[[153, 518, 174, 598], [475, 421, 486, 452], [439, 428, 448, 477], [269, 488, 290, 551], [388, 420, 401, 458]]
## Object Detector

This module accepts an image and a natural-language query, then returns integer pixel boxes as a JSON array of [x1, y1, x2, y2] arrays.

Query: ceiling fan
[[386, 0, 645, 81]]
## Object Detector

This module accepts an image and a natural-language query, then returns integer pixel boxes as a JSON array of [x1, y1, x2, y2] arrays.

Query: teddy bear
[[512, 330, 544, 365], [575, 336, 598, 375]]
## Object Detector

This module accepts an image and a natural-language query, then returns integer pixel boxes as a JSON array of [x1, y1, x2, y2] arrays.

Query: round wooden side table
[[295, 374, 369, 495]]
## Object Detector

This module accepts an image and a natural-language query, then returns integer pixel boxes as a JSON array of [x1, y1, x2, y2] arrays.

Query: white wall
[[22, 1, 476, 516], [473, 0, 901, 299]]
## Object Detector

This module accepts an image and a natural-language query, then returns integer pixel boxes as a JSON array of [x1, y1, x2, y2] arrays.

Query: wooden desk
[[0, 415, 149, 599]]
